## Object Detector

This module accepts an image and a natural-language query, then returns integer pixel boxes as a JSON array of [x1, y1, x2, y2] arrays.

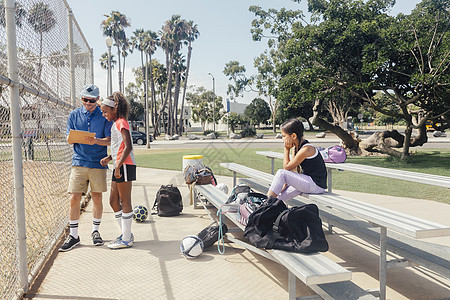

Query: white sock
[[92, 218, 101, 233], [69, 220, 79, 239], [121, 212, 133, 242], [115, 210, 123, 230]]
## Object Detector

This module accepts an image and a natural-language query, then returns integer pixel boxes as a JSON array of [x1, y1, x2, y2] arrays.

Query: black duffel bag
[[197, 223, 228, 249], [243, 197, 329, 253]]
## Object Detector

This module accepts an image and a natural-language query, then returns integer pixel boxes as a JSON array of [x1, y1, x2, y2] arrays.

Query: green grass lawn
[[134, 148, 450, 204]]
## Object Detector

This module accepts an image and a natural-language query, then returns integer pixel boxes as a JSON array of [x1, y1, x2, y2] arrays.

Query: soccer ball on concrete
[[180, 235, 204, 258], [133, 205, 148, 223]]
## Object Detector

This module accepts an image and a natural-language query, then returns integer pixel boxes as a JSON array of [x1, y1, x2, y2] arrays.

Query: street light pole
[[105, 37, 113, 96], [208, 73, 215, 132]]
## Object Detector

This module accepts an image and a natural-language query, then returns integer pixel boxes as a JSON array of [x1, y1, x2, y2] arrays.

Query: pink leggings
[[269, 169, 325, 201]]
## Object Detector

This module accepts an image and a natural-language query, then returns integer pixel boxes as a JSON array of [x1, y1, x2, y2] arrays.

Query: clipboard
[[68, 129, 95, 144]]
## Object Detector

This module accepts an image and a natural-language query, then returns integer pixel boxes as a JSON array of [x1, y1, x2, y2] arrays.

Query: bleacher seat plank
[[269, 250, 351, 286], [256, 151, 450, 189], [310, 193, 450, 239]]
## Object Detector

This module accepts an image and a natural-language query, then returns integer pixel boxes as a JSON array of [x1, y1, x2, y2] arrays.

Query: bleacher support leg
[[327, 168, 332, 193], [271, 158, 275, 175], [288, 271, 296, 300], [379, 226, 387, 300]]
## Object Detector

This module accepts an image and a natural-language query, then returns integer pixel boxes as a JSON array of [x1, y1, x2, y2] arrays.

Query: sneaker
[[91, 231, 104, 246], [107, 237, 133, 249], [59, 235, 80, 252], [109, 233, 134, 245]]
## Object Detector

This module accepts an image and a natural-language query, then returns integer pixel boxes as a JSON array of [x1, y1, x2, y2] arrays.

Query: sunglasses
[[82, 98, 97, 104]]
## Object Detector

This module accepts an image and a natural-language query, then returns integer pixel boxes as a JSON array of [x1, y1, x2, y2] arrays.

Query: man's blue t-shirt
[[66, 106, 113, 169]]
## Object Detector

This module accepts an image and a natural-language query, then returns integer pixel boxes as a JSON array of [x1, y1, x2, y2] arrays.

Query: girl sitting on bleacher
[[267, 118, 327, 201]]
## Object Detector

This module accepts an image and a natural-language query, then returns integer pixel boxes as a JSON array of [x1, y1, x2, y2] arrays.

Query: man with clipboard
[[60, 84, 113, 252]]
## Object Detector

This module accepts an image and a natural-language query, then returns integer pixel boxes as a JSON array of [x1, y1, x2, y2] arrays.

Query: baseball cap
[[80, 84, 99, 98]]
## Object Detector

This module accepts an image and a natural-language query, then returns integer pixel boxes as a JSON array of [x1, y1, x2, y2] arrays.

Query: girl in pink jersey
[[100, 92, 136, 249]]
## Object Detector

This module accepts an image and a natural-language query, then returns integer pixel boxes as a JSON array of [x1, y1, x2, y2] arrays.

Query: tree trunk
[[359, 123, 428, 158], [310, 97, 360, 153], [179, 43, 192, 134], [141, 51, 147, 140], [267, 94, 277, 133], [168, 88, 173, 135], [173, 71, 181, 134], [155, 49, 175, 136], [122, 55, 126, 92], [148, 54, 157, 137]]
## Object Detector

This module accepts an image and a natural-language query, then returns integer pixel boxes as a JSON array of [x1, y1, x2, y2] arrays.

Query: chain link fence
[[0, 0, 92, 298]]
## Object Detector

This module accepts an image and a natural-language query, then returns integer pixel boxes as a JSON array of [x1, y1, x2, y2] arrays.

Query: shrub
[[240, 127, 256, 137], [203, 130, 220, 138]]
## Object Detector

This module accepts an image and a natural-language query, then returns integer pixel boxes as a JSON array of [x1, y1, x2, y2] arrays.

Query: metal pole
[[68, 9, 76, 106], [208, 73, 215, 132], [145, 54, 150, 149], [90, 48, 94, 84], [213, 76, 215, 132], [379, 226, 387, 300], [227, 113, 229, 136], [5, 0, 28, 293], [107, 45, 112, 95]]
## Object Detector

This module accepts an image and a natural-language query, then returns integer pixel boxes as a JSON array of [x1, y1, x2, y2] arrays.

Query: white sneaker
[[109, 233, 134, 245], [107, 235, 134, 249]]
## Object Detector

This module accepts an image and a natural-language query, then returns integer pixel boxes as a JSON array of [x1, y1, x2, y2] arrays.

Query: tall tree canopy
[[244, 97, 271, 128], [253, 0, 450, 159]]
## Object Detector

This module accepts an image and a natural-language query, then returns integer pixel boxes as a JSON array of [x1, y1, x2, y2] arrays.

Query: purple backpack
[[320, 145, 347, 163]]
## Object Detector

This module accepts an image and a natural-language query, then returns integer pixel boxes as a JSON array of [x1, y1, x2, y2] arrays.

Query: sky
[[68, 0, 422, 104]]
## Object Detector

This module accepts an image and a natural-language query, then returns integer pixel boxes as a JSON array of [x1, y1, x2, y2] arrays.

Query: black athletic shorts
[[112, 164, 136, 182]]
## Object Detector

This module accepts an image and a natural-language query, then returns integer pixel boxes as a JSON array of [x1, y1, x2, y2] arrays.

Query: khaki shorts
[[68, 166, 107, 194]]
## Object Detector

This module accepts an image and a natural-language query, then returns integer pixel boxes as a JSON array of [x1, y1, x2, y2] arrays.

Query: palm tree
[[151, 59, 166, 135], [0, 0, 27, 27], [172, 53, 186, 135], [49, 50, 66, 98], [130, 29, 146, 95], [99, 52, 116, 70], [156, 15, 186, 136], [142, 30, 159, 136], [179, 20, 199, 134], [27, 1, 56, 82], [121, 37, 131, 92], [99, 52, 116, 93], [101, 11, 130, 92], [131, 28, 148, 134]]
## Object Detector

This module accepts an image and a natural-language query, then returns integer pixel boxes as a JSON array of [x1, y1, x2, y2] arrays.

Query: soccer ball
[[180, 235, 204, 258], [216, 183, 228, 195], [133, 205, 148, 223]]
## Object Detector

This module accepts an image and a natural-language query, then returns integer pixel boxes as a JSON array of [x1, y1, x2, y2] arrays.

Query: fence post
[[5, 0, 28, 293], [68, 8, 76, 106], [90, 48, 94, 84]]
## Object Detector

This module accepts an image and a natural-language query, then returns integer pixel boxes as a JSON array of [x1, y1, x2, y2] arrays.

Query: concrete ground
[[25, 167, 450, 300]]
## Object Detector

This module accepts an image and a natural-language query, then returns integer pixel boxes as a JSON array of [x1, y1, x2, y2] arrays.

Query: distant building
[[226, 99, 248, 115], [173, 100, 250, 133]]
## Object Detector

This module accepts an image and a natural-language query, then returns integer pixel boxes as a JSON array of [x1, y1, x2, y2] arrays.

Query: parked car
[[131, 131, 152, 145]]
